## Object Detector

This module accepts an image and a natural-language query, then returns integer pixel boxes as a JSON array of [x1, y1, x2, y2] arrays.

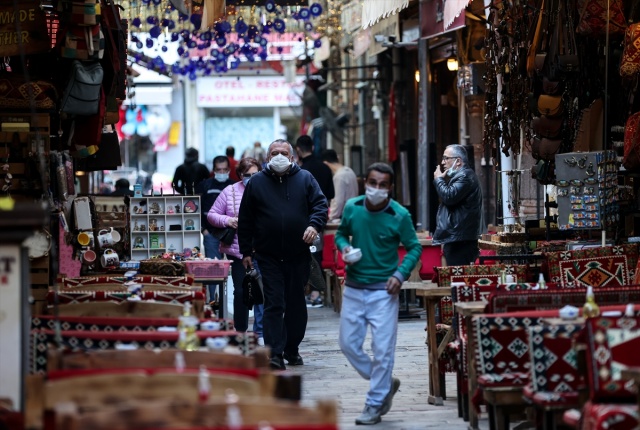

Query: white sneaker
[[257, 337, 265, 347]]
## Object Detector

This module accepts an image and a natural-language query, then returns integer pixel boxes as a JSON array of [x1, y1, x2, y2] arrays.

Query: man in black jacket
[[172, 148, 210, 195], [432, 144, 483, 266], [238, 139, 328, 370], [295, 135, 335, 307]]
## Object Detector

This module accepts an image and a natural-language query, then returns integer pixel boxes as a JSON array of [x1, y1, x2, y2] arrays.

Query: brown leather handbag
[[538, 95, 564, 118], [532, 137, 563, 161], [542, 77, 564, 95], [531, 116, 563, 138]]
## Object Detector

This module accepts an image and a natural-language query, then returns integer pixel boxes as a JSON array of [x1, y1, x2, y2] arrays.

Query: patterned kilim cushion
[[58, 275, 196, 288], [474, 314, 544, 382], [31, 315, 234, 332], [487, 286, 640, 314], [29, 329, 257, 374], [523, 384, 580, 408], [435, 264, 530, 288], [434, 264, 529, 325], [528, 323, 584, 393], [586, 316, 640, 402], [582, 401, 639, 430], [46, 290, 204, 304], [545, 244, 639, 287]]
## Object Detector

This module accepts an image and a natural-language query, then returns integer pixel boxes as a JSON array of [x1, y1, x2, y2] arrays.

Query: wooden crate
[[30, 256, 50, 315]]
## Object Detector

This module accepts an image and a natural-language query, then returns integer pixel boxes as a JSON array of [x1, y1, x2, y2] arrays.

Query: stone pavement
[[282, 305, 490, 430]]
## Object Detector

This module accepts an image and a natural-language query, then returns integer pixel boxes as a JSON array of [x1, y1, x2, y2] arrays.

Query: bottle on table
[[582, 286, 600, 318]]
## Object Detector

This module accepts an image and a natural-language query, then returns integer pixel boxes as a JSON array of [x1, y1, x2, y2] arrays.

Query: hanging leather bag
[[532, 137, 563, 161], [538, 94, 564, 118], [60, 60, 104, 116], [623, 111, 640, 170], [531, 115, 563, 138], [542, 76, 564, 95], [527, 0, 546, 76]]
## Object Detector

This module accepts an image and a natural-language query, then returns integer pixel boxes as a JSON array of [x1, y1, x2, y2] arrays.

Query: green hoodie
[[335, 196, 422, 288]]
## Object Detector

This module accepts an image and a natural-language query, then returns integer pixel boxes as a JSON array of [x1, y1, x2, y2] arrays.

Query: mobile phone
[[438, 164, 444, 173]]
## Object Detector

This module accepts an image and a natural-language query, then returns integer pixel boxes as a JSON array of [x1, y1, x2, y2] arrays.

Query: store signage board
[[0, 245, 23, 409], [196, 76, 305, 108], [0, 1, 50, 57], [420, 0, 466, 39]]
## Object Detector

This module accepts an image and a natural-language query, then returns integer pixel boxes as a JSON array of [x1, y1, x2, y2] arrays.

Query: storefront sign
[[420, 0, 466, 39], [0, 246, 22, 409], [196, 76, 305, 108], [0, 1, 50, 57]]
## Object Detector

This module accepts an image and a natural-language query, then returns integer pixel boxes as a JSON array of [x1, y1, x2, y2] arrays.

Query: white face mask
[[365, 185, 389, 206], [214, 173, 229, 182], [268, 154, 292, 173], [242, 177, 251, 186]]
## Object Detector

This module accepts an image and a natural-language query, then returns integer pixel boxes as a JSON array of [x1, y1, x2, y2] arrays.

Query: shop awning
[[361, 0, 410, 29], [443, 0, 472, 30]]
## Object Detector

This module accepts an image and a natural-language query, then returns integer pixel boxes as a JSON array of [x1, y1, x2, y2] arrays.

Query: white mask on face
[[214, 173, 229, 182], [268, 154, 292, 173], [447, 161, 459, 176], [365, 185, 389, 206], [242, 177, 251, 186]]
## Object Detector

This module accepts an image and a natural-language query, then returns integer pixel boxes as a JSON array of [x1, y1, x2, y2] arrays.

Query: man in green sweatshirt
[[335, 162, 422, 425]]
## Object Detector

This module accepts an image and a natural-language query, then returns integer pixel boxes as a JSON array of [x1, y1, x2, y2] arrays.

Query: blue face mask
[[242, 177, 251, 186]]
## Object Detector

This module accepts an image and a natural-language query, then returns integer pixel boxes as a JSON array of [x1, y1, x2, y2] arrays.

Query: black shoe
[[283, 352, 304, 366], [269, 356, 286, 370]]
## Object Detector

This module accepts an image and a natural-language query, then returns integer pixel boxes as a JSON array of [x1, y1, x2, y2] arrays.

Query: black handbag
[[212, 184, 237, 246], [242, 269, 264, 308], [212, 227, 236, 246]]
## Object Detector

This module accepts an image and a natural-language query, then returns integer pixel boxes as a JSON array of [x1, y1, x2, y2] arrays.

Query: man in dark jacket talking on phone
[[432, 144, 483, 266], [238, 139, 328, 370]]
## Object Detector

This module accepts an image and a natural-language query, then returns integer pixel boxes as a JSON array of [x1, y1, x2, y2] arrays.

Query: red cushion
[[321, 234, 337, 271], [523, 384, 580, 408], [563, 409, 581, 429], [477, 372, 529, 388], [581, 401, 639, 430]]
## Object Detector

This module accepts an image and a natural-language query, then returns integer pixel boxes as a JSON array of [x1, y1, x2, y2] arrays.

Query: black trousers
[[443, 240, 480, 266], [255, 252, 310, 357]]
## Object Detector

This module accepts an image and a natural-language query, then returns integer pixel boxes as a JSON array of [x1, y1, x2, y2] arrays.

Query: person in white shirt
[[321, 149, 359, 223]]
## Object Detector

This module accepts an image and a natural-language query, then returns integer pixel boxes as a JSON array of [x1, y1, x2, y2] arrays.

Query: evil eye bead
[[273, 18, 286, 33], [310, 3, 323, 16]]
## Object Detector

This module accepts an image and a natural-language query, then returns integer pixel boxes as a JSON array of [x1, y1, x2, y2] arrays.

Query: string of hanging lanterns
[[120, 0, 326, 78]]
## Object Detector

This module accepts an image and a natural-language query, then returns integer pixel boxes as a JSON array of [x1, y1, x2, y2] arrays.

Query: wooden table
[[455, 300, 487, 430], [410, 282, 452, 406]]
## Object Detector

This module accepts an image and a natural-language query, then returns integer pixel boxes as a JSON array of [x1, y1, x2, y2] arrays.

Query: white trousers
[[339, 286, 399, 407]]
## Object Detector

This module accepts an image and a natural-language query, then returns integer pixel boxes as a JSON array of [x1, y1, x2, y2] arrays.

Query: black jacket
[[195, 176, 234, 235], [432, 166, 483, 244], [300, 154, 335, 200], [172, 152, 210, 195], [238, 163, 328, 260]]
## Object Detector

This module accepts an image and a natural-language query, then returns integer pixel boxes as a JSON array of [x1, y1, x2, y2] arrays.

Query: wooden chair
[[54, 398, 338, 430]]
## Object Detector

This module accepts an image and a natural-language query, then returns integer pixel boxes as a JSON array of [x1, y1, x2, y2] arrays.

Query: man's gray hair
[[446, 144, 469, 166], [267, 139, 294, 156]]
